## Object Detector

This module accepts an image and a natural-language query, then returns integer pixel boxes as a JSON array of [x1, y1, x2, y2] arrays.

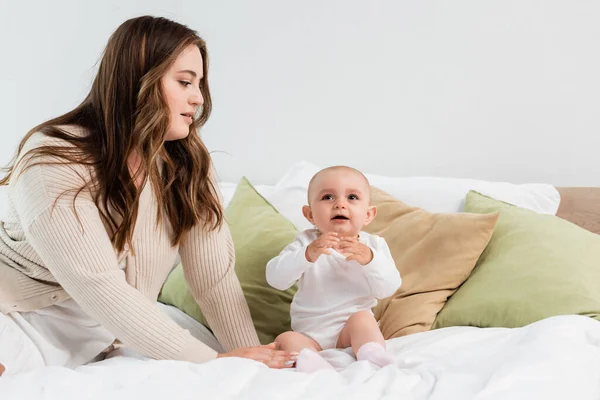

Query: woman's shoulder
[[12, 125, 95, 194], [18, 124, 90, 158], [22, 125, 88, 149]]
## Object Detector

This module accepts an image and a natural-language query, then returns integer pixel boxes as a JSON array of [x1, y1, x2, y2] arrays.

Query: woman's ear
[[364, 206, 377, 226], [302, 205, 314, 224]]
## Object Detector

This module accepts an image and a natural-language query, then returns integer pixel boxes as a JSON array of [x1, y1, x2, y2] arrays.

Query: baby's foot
[[0, 362, 5, 377], [356, 342, 395, 368], [295, 349, 335, 373]]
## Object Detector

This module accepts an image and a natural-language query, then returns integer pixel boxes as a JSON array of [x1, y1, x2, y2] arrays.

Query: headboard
[[556, 187, 600, 235]]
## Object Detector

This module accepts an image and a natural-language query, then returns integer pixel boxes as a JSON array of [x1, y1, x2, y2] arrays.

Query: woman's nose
[[190, 87, 204, 107]]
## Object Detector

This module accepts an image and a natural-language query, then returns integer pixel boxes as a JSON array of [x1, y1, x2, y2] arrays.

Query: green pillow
[[159, 177, 298, 344], [432, 190, 600, 329]]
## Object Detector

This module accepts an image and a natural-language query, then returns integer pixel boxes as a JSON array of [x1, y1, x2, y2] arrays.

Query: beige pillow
[[365, 187, 499, 338]]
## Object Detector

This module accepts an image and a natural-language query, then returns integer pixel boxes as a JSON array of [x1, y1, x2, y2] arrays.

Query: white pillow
[[218, 182, 277, 209], [218, 182, 238, 208], [263, 161, 561, 231]]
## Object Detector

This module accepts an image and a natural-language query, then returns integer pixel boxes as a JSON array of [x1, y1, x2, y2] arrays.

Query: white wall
[[1, 0, 599, 191]]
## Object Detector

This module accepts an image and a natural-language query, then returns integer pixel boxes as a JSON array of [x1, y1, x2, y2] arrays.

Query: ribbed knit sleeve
[[10, 133, 220, 363], [178, 221, 261, 351]]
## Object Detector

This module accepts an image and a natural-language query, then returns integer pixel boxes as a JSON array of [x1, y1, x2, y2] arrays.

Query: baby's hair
[[307, 165, 371, 204]]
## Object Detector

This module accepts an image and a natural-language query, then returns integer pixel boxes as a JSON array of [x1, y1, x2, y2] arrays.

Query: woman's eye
[[179, 81, 192, 87]]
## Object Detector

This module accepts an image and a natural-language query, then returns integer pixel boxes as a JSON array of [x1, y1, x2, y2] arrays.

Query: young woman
[[0, 15, 296, 376]]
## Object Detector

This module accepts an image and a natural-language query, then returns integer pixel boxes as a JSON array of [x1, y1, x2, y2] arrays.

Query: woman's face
[[161, 44, 204, 141]]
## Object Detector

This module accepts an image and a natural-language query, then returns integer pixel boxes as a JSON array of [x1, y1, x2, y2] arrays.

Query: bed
[[556, 187, 600, 235], [1, 163, 599, 400]]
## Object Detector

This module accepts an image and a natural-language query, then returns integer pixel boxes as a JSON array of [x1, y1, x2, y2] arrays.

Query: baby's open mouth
[[332, 215, 349, 220]]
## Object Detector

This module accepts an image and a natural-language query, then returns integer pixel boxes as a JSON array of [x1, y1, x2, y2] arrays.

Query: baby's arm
[[362, 237, 402, 299], [266, 233, 313, 290]]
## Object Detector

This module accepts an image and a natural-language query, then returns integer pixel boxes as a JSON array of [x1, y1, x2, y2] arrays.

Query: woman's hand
[[217, 343, 298, 368]]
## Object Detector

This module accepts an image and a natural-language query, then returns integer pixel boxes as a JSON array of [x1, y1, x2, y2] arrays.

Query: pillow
[[432, 191, 600, 330], [159, 177, 298, 344], [266, 161, 559, 231], [218, 182, 277, 209], [365, 187, 499, 338]]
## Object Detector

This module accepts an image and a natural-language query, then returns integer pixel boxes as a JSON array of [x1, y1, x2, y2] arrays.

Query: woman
[[0, 15, 296, 376]]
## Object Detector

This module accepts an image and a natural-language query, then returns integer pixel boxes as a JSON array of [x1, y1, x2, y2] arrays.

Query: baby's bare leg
[[336, 311, 395, 367], [336, 310, 384, 354], [275, 331, 321, 353], [0, 362, 5, 376]]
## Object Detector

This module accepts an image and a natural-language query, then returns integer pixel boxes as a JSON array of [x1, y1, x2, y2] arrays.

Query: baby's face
[[304, 169, 375, 237]]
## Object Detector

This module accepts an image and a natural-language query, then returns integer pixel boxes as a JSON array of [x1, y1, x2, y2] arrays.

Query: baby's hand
[[337, 237, 373, 265], [305, 232, 340, 263]]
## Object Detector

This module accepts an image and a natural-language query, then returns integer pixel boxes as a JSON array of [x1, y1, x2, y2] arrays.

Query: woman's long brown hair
[[0, 16, 221, 252]]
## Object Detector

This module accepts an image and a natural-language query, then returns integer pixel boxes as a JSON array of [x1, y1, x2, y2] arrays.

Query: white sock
[[295, 349, 335, 373], [356, 342, 395, 368]]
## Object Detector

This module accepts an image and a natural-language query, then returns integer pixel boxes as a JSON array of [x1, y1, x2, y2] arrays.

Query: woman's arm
[[178, 222, 261, 350], [12, 148, 218, 363], [26, 207, 219, 362]]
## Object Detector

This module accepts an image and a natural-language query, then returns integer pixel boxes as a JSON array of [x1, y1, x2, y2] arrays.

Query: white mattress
[[1, 308, 598, 400]]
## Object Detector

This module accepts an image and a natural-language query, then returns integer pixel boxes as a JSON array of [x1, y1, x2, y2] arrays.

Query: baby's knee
[[275, 331, 296, 346], [347, 310, 376, 326]]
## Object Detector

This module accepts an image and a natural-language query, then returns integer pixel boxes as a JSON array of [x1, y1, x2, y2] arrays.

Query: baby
[[266, 166, 402, 372]]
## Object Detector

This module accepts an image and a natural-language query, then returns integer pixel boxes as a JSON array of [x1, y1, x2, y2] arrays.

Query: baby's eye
[[179, 80, 192, 87], [348, 194, 359, 200], [321, 194, 333, 201]]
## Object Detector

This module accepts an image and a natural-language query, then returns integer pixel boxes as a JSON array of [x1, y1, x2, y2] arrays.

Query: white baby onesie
[[266, 229, 401, 349]]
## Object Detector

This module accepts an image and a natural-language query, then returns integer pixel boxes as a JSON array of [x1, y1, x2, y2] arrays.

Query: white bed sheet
[[1, 311, 599, 400]]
